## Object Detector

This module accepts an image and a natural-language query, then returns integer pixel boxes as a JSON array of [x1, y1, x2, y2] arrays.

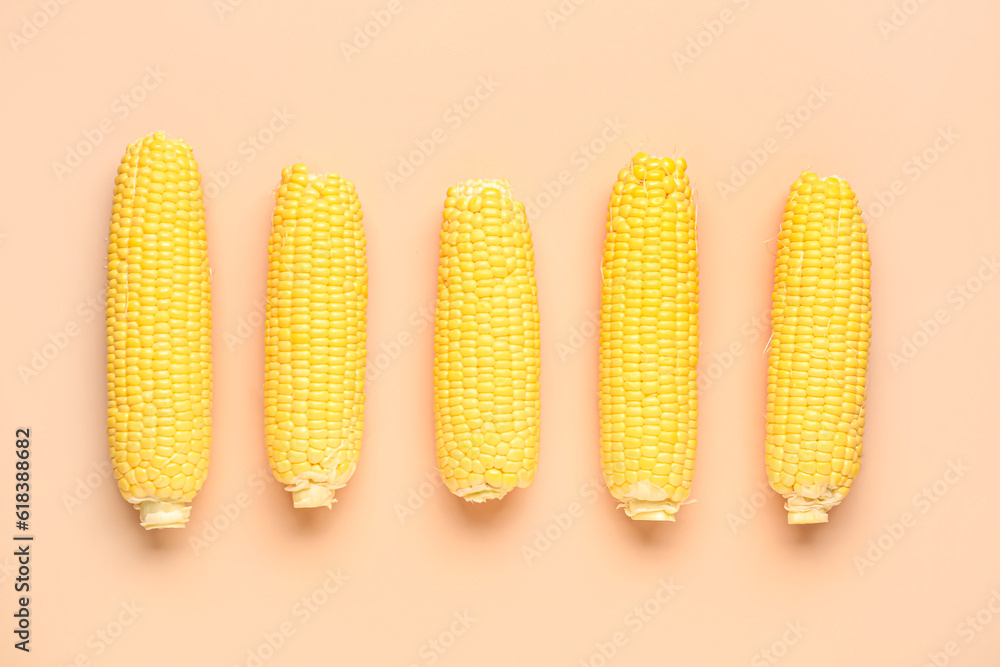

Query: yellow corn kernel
[[434, 179, 540, 502], [767, 171, 871, 524], [106, 131, 212, 530], [265, 164, 367, 508], [600, 153, 699, 521]]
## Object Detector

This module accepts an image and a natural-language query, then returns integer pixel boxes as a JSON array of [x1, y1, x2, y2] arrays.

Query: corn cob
[[600, 152, 699, 521], [106, 132, 212, 529], [433, 179, 540, 501], [264, 164, 367, 508], [766, 171, 871, 524]]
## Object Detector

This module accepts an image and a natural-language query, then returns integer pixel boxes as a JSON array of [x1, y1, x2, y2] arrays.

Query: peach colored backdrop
[[3, 1, 999, 665]]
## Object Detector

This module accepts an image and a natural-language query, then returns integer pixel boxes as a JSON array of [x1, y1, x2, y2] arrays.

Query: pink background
[[3, 1, 999, 665]]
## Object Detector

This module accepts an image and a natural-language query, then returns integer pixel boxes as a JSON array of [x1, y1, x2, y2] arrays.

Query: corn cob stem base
[[616, 481, 681, 521], [787, 508, 828, 524], [621, 503, 676, 522], [134, 499, 191, 530], [283, 466, 356, 509], [783, 486, 844, 524], [291, 485, 335, 509], [457, 485, 508, 503]]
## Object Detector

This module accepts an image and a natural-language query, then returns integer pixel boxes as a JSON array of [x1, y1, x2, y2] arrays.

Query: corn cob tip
[[135, 499, 191, 530], [279, 163, 354, 191]]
